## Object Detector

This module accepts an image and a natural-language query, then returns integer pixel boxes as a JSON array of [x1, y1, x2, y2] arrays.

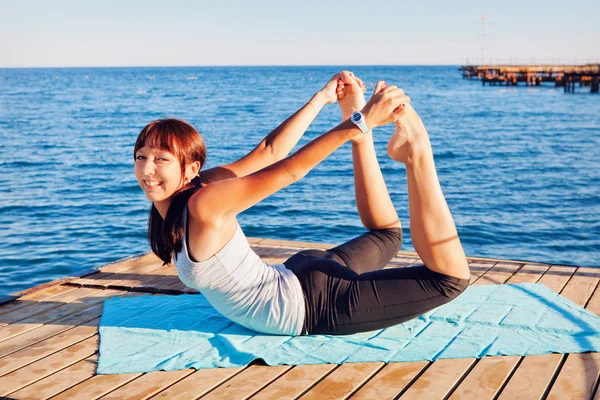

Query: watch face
[[351, 112, 361, 122]]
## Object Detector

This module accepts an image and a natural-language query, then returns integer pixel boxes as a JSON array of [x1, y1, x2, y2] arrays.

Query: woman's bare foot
[[336, 71, 367, 143], [336, 71, 367, 119], [387, 104, 433, 165]]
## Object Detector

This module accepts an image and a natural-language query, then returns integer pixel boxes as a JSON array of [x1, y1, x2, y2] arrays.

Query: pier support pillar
[[592, 78, 599, 93]]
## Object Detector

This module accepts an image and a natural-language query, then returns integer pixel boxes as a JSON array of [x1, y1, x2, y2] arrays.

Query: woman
[[133, 72, 470, 336]]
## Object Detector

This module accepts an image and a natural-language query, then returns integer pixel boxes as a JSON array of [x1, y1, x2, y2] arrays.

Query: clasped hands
[[318, 72, 411, 133]]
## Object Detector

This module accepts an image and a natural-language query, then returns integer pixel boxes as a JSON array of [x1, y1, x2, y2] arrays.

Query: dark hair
[[134, 119, 207, 264]]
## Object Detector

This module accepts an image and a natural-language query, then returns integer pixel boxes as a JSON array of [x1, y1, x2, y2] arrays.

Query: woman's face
[[134, 146, 184, 203]]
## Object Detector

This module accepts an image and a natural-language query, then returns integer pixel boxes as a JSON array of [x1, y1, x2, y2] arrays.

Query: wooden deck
[[1, 238, 600, 399]]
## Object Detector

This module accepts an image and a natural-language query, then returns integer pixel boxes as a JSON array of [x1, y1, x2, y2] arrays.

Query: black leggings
[[284, 228, 469, 335]]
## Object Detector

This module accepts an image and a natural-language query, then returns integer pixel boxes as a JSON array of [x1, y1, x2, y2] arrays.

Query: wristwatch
[[351, 111, 370, 134]]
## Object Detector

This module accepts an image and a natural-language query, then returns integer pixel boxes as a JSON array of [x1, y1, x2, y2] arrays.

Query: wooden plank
[[0, 304, 102, 360], [148, 367, 244, 399], [253, 239, 293, 248], [389, 255, 419, 268], [448, 356, 520, 399], [70, 254, 161, 286], [0, 316, 99, 376], [0, 284, 79, 317], [201, 365, 291, 399], [0, 290, 139, 359], [247, 237, 264, 245], [136, 275, 183, 292], [559, 267, 600, 307], [0, 288, 106, 342], [399, 358, 475, 399], [251, 246, 285, 259], [52, 371, 142, 399], [497, 354, 563, 400], [0, 286, 99, 327], [278, 240, 331, 250], [505, 263, 550, 284], [533, 265, 576, 293], [407, 260, 425, 268], [467, 261, 497, 283], [472, 262, 522, 286], [83, 261, 166, 289], [585, 280, 600, 316], [300, 362, 384, 399], [101, 265, 173, 290], [7, 355, 98, 399], [133, 266, 186, 294], [546, 353, 600, 400], [7, 266, 99, 299], [474, 262, 523, 286], [0, 335, 97, 396], [258, 238, 331, 250], [98, 253, 160, 273], [163, 280, 198, 294], [99, 369, 195, 400], [251, 364, 337, 399], [0, 288, 112, 341], [351, 361, 429, 399]]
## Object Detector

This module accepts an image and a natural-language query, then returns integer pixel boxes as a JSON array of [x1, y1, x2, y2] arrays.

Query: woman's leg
[[388, 104, 470, 280], [288, 227, 402, 275], [285, 252, 469, 335], [337, 72, 401, 231]]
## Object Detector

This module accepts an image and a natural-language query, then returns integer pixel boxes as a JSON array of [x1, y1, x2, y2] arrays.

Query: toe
[[340, 71, 359, 86], [356, 77, 367, 92]]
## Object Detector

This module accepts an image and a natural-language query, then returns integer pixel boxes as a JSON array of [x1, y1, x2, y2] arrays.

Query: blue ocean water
[[0, 66, 599, 296]]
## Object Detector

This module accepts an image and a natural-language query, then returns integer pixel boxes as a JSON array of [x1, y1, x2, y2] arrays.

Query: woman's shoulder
[[185, 190, 240, 262], [187, 186, 236, 231]]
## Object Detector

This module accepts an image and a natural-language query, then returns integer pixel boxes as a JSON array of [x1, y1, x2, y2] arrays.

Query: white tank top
[[173, 205, 305, 336]]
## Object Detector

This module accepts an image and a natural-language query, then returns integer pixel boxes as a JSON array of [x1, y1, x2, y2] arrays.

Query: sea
[[1, 66, 599, 296]]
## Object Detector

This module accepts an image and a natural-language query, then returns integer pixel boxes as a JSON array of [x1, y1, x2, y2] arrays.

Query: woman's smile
[[143, 180, 162, 189]]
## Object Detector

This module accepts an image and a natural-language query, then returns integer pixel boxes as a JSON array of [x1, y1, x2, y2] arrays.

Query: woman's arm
[[199, 76, 339, 185], [190, 82, 410, 223]]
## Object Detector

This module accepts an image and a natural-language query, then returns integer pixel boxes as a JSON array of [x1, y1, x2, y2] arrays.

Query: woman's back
[[174, 205, 305, 336]]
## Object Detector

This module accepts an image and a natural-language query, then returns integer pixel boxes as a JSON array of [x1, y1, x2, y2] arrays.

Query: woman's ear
[[185, 161, 201, 183]]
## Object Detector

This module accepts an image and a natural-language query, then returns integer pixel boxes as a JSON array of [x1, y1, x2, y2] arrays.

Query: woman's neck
[[153, 199, 172, 219]]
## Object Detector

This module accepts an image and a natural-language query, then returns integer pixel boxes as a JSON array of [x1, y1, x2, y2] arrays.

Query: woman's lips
[[144, 180, 162, 189]]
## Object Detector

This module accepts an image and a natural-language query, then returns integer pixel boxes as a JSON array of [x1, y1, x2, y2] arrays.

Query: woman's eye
[[135, 155, 145, 160], [157, 157, 169, 162]]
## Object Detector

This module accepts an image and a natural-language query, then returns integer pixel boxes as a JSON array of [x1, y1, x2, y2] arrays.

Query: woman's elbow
[[266, 145, 288, 163]]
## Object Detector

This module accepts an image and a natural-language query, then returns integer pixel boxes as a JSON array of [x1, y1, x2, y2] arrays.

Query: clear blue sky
[[1, 0, 598, 67]]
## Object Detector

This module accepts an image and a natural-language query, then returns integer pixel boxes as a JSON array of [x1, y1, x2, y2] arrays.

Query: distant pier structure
[[460, 64, 600, 93]]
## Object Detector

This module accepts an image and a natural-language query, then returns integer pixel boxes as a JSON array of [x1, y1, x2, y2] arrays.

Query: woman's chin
[[143, 191, 168, 202]]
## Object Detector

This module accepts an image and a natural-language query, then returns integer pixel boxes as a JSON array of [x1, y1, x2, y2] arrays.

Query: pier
[[460, 64, 600, 93], [1, 238, 600, 398]]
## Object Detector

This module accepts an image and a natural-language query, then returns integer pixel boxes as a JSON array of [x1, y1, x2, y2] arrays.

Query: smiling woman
[[133, 119, 206, 264], [131, 72, 469, 337]]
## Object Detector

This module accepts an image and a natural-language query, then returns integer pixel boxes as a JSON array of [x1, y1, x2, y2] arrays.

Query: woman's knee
[[370, 227, 403, 253], [441, 276, 469, 300]]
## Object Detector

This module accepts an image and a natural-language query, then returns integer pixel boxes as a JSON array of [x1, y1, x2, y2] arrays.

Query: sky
[[1, 0, 599, 67]]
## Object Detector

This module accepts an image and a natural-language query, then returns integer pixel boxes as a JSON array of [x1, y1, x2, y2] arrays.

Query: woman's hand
[[318, 73, 342, 105], [361, 81, 411, 130]]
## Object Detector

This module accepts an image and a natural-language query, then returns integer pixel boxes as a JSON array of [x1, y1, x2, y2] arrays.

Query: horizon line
[[0, 63, 463, 70]]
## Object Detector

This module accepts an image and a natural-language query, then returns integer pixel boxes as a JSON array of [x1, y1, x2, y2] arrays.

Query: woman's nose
[[144, 161, 157, 175]]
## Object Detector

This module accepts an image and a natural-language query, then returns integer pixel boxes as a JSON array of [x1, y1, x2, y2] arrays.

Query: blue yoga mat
[[97, 283, 600, 374]]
